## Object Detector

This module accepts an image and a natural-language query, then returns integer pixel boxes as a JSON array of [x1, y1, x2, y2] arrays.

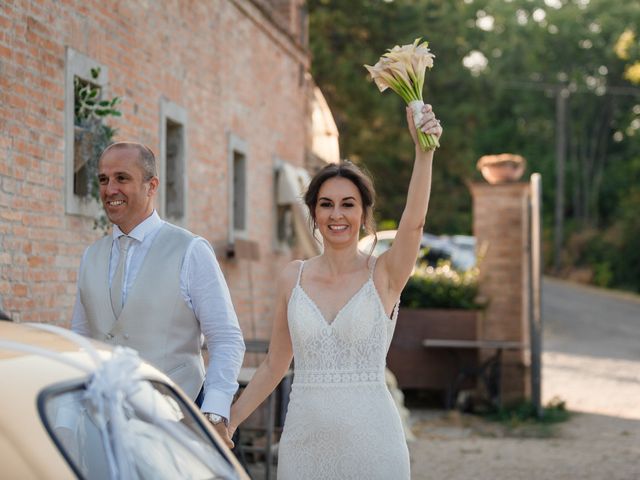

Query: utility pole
[[529, 173, 543, 418], [553, 87, 569, 272], [501, 81, 639, 272]]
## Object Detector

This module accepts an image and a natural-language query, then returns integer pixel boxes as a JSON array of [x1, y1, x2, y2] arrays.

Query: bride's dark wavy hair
[[304, 161, 377, 253]]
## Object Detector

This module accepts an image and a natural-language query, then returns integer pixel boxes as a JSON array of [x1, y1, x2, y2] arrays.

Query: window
[[276, 201, 294, 247], [64, 48, 109, 216], [73, 75, 99, 199], [39, 380, 239, 479], [273, 160, 296, 251], [227, 134, 248, 243], [233, 151, 247, 232], [159, 99, 187, 224]]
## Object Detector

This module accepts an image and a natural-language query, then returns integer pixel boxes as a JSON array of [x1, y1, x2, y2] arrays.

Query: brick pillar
[[470, 182, 531, 404]]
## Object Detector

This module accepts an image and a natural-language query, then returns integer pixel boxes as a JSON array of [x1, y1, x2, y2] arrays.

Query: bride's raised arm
[[378, 104, 443, 298]]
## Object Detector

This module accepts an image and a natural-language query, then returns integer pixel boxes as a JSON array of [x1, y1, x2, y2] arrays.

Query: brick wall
[[0, 0, 310, 339], [470, 182, 531, 403]]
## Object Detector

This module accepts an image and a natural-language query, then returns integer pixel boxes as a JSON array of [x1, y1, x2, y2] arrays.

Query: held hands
[[208, 419, 235, 449], [406, 104, 443, 150]]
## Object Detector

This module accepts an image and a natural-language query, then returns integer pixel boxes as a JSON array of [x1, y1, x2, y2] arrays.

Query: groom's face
[[98, 147, 158, 234]]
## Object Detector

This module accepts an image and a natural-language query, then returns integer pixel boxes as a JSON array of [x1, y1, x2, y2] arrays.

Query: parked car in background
[[0, 322, 249, 480], [358, 230, 477, 271], [449, 235, 477, 271]]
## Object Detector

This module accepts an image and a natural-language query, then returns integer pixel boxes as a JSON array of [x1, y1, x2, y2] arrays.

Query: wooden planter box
[[388, 308, 482, 390]]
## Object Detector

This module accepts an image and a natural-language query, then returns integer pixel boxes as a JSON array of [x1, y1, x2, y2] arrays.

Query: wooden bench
[[422, 339, 525, 410]]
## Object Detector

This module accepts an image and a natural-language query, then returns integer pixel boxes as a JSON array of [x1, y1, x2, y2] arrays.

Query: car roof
[[1, 321, 93, 359], [0, 322, 167, 479], [0, 322, 166, 375]]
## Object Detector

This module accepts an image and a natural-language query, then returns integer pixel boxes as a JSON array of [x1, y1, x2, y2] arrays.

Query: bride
[[227, 104, 442, 479]]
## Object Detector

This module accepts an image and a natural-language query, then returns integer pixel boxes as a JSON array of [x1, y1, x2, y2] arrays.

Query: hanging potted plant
[[73, 67, 121, 230]]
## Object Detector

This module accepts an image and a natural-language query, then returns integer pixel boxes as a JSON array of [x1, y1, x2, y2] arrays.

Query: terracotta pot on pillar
[[477, 153, 526, 184]]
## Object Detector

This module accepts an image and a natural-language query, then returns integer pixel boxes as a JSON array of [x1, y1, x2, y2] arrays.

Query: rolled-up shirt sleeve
[[182, 238, 245, 419]]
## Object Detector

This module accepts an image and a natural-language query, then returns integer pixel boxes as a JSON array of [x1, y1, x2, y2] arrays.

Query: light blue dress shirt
[[71, 211, 245, 419]]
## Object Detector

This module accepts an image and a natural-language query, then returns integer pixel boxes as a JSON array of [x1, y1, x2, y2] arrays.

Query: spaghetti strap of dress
[[368, 255, 378, 278], [369, 255, 400, 321], [295, 260, 305, 287]]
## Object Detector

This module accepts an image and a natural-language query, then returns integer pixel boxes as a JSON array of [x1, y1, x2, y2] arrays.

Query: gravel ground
[[408, 366, 640, 479]]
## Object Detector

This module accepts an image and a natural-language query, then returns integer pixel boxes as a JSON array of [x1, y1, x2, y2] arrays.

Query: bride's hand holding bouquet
[[406, 102, 442, 154]]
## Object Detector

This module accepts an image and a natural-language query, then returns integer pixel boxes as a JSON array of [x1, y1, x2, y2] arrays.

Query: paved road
[[543, 276, 640, 361], [542, 276, 640, 420]]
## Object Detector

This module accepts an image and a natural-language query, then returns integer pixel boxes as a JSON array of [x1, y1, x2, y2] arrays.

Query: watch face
[[208, 413, 223, 424]]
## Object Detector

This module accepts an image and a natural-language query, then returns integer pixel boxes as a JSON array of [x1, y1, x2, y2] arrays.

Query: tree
[[308, 0, 640, 291]]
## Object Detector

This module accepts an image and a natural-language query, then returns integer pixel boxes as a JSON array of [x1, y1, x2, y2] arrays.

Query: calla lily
[[364, 38, 439, 151], [388, 62, 412, 87]]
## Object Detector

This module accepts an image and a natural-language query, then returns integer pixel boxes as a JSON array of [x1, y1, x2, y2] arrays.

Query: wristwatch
[[204, 412, 227, 426]]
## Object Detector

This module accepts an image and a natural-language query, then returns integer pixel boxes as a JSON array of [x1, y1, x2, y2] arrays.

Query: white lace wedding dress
[[277, 260, 411, 480]]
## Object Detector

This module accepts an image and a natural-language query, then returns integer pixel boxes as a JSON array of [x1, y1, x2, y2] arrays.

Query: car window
[[39, 380, 239, 480]]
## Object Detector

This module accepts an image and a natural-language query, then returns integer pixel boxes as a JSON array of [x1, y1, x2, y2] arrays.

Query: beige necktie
[[111, 235, 133, 318]]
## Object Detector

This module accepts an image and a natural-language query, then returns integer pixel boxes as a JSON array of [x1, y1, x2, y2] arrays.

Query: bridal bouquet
[[365, 38, 439, 151]]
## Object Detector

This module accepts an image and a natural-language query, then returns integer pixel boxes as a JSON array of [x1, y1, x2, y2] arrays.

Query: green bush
[[401, 261, 483, 310]]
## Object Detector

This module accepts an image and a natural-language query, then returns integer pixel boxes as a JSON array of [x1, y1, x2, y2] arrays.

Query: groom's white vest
[[79, 223, 205, 399]]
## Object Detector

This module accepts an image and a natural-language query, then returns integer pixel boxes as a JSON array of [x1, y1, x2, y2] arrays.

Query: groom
[[71, 142, 245, 446]]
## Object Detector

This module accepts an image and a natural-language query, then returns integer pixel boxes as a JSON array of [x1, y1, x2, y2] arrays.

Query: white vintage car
[[0, 321, 249, 480]]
